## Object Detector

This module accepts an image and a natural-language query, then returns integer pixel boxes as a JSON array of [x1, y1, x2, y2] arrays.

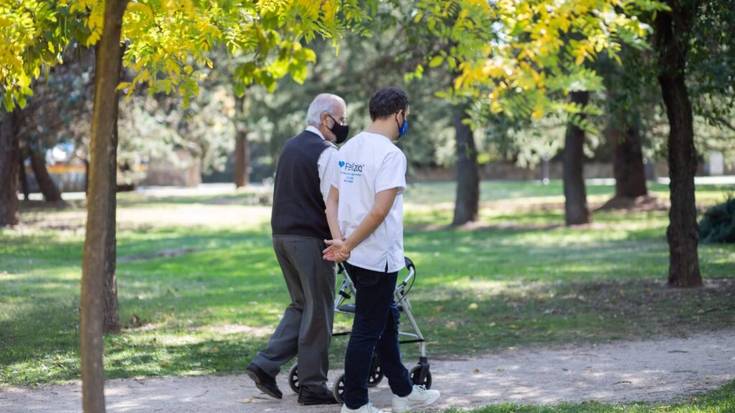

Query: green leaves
[[2, 0, 378, 110], [126, 0, 321, 100]]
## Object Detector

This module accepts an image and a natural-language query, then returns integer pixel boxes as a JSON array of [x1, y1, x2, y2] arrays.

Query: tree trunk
[[81, 0, 126, 412], [654, 1, 702, 288], [0, 111, 19, 227], [452, 104, 480, 226], [29, 147, 63, 202], [103, 77, 120, 335], [233, 95, 249, 188], [563, 91, 591, 226], [611, 117, 648, 199], [102, 61, 122, 333], [540, 157, 550, 184], [102, 44, 125, 335], [84, 158, 89, 194], [19, 149, 29, 201]]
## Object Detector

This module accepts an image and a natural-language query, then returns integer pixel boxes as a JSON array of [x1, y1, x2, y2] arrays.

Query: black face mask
[[328, 115, 350, 144]]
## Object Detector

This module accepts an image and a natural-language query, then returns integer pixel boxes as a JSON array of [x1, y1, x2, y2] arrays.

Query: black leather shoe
[[246, 363, 282, 399], [298, 385, 338, 405]]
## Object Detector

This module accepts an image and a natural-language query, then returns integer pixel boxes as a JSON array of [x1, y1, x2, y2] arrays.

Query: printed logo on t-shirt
[[339, 160, 366, 183]]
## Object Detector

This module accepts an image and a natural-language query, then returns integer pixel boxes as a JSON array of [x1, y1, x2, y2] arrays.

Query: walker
[[287, 257, 432, 402]]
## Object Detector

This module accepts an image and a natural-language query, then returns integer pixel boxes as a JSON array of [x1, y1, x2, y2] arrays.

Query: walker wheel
[[410, 365, 432, 388], [288, 364, 300, 393], [368, 355, 383, 387], [333, 373, 346, 403]]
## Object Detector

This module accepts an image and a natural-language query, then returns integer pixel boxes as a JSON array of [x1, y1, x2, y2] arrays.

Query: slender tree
[[598, 50, 653, 203], [562, 91, 591, 225], [609, 116, 648, 200], [28, 146, 63, 202], [102, 45, 124, 334], [233, 94, 249, 188], [653, 0, 702, 287], [80, 0, 127, 410], [18, 148, 30, 201], [0, 111, 20, 226], [452, 103, 479, 225]]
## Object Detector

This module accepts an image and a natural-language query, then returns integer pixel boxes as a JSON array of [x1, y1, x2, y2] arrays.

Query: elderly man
[[246, 93, 349, 406]]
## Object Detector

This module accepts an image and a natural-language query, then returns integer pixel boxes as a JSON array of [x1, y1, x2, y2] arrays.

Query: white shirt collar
[[306, 125, 337, 148], [363, 131, 394, 144], [306, 125, 325, 140]]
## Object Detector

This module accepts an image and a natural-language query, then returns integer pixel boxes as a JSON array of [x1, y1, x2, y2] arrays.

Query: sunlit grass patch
[[445, 380, 735, 412]]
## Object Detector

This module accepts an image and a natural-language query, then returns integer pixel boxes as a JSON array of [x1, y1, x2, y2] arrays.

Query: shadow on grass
[[0, 289, 81, 385], [103, 334, 269, 381], [407, 278, 735, 358]]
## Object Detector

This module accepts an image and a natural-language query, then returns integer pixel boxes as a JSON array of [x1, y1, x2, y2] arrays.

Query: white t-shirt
[[306, 126, 339, 203], [333, 131, 407, 273]]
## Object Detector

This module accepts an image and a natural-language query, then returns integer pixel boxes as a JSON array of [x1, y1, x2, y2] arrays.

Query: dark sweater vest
[[271, 130, 332, 239]]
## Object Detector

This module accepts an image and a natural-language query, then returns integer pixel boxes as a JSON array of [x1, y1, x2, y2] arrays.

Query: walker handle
[[404, 256, 415, 272]]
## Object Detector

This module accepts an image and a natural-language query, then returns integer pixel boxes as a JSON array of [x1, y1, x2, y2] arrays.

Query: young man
[[323, 87, 440, 413], [246, 93, 349, 406]]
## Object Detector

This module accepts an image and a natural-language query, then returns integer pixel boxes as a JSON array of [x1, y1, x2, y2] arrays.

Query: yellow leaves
[[163, 59, 180, 76], [429, 55, 444, 68], [488, 88, 505, 113], [531, 93, 547, 120], [125, 3, 153, 24], [320, 0, 337, 25], [571, 40, 593, 65], [68, 0, 105, 46], [302, 47, 316, 63], [120, 0, 221, 102], [294, 0, 321, 20], [116, 81, 131, 93], [0, 0, 78, 110], [483, 56, 514, 79], [419, 0, 658, 120], [455, 61, 486, 91], [16, 71, 30, 89]]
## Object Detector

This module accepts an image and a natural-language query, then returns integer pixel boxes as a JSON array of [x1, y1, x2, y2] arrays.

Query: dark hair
[[369, 87, 409, 121]]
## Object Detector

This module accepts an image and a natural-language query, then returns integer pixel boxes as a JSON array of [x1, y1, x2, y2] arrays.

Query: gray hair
[[306, 93, 346, 127]]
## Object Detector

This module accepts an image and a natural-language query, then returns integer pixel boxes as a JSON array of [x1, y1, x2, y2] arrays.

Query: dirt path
[[2, 330, 734, 413]]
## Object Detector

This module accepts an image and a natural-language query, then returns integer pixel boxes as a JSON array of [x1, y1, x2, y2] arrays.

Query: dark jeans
[[343, 262, 412, 409]]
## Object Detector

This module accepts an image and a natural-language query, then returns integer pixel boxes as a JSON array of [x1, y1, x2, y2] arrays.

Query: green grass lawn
[[1, 180, 733, 396], [404, 180, 732, 205]]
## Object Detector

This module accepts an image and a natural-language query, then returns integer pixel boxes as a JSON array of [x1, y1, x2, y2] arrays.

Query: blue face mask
[[399, 119, 409, 138], [396, 112, 409, 138]]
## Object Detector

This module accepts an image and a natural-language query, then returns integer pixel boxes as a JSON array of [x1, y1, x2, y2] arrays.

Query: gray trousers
[[252, 234, 336, 388]]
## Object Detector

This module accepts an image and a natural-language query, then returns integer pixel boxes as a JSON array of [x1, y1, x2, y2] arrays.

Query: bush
[[699, 197, 735, 243]]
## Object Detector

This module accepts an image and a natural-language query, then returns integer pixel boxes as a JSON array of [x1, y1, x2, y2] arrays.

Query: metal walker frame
[[288, 257, 432, 402]]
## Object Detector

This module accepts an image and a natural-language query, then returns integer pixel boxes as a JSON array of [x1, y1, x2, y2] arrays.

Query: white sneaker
[[340, 402, 385, 413], [392, 385, 440, 413]]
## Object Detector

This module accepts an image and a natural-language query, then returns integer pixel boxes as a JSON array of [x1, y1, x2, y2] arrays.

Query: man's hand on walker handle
[[323, 238, 350, 262]]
